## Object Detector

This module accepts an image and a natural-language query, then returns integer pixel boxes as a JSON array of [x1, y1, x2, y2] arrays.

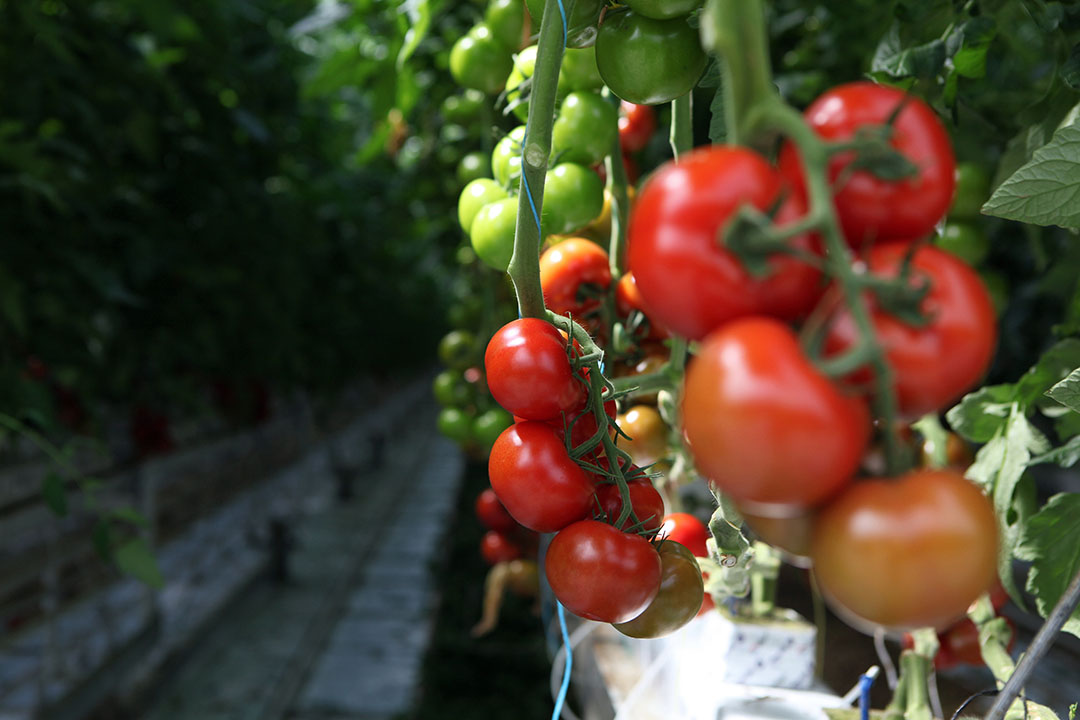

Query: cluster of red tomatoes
[[633, 82, 1000, 632]]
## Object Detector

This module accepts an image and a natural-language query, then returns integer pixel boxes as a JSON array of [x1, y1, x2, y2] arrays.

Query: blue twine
[[859, 669, 877, 720], [551, 600, 572, 720], [519, 0, 568, 234]]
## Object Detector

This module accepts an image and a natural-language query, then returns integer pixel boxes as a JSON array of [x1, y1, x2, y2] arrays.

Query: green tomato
[[457, 151, 492, 185], [485, 0, 525, 49], [526, 0, 603, 48], [434, 370, 471, 407], [951, 162, 991, 220], [595, 10, 707, 105], [543, 163, 604, 235], [438, 407, 473, 445], [559, 46, 603, 92], [935, 221, 989, 266], [472, 408, 514, 451], [492, 125, 527, 189], [626, 0, 702, 20], [450, 24, 513, 95], [459, 179, 509, 232], [505, 47, 538, 122], [552, 92, 617, 166], [471, 197, 519, 270], [441, 90, 486, 123], [438, 330, 479, 370]]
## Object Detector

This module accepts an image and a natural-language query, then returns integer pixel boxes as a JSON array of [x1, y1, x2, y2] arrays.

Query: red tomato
[[739, 506, 814, 565], [619, 101, 656, 153], [628, 146, 823, 341], [615, 272, 669, 340], [545, 520, 662, 623], [825, 244, 997, 416], [941, 616, 1016, 668], [540, 238, 612, 319], [475, 488, 518, 533], [657, 513, 709, 557], [811, 468, 998, 630], [779, 82, 955, 247], [481, 530, 523, 565], [595, 478, 665, 532], [485, 318, 586, 421], [613, 540, 703, 638], [683, 318, 869, 510], [489, 422, 595, 533]]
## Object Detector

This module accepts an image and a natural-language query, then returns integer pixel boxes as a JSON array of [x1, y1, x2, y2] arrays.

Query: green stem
[[968, 594, 1016, 686], [669, 92, 693, 159], [605, 92, 630, 277], [506, 0, 572, 319], [749, 541, 779, 617], [899, 651, 933, 720], [701, 0, 774, 145]]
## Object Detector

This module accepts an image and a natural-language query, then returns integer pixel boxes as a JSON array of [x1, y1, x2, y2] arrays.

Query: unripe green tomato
[[543, 163, 604, 235], [492, 126, 527, 188], [951, 163, 991, 220], [485, 0, 525, 50], [457, 151, 492, 185], [935, 221, 989, 266], [626, 0, 702, 20], [505, 47, 538, 122], [438, 407, 473, 444], [434, 370, 471, 407], [438, 329, 479, 369], [471, 197, 519, 270], [526, 0, 603, 48], [980, 270, 1009, 316], [450, 24, 513, 94], [441, 90, 486, 123], [559, 46, 603, 92], [552, 92, 618, 166], [472, 408, 514, 451], [459, 179, 509, 232], [595, 10, 707, 105]]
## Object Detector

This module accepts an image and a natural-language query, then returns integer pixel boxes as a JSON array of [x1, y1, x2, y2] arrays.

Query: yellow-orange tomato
[[617, 405, 668, 467]]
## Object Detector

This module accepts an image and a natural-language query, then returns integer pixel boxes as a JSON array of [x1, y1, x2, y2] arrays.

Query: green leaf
[[870, 24, 945, 80], [1063, 44, 1080, 91], [1047, 368, 1080, 414], [1016, 340, 1080, 406], [948, 17, 996, 79], [982, 122, 1080, 228], [1016, 493, 1080, 639], [397, 0, 432, 70], [1006, 701, 1063, 720], [114, 538, 165, 589], [946, 385, 1016, 442], [912, 413, 948, 468], [42, 472, 67, 516], [1030, 435, 1080, 468]]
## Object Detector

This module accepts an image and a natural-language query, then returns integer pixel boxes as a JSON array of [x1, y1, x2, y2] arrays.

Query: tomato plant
[[545, 519, 662, 623], [484, 0, 525, 50], [489, 421, 595, 532], [481, 530, 523, 565], [475, 488, 518, 533], [438, 330, 478, 370], [618, 101, 656, 153], [525, 0, 603, 48], [613, 540, 703, 638], [539, 238, 611, 319], [811, 468, 998, 630], [552, 92, 618, 167], [595, 477, 665, 532], [657, 513, 709, 558], [628, 146, 822, 340], [615, 405, 668, 467], [778, 82, 955, 247], [492, 125, 526, 188], [683, 317, 869, 510], [458, 178, 509, 233], [450, 24, 514, 95], [542, 163, 604, 236], [470, 197, 519, 271]]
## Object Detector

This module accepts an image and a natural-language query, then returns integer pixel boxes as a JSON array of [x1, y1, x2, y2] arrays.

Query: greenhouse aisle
[[140, 395, 463, 720]]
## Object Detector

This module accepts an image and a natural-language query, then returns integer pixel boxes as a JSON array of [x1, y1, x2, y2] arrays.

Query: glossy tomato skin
[[489, 422, 595, 532], [825, 244, 997, 416], [545, 520, 662, 623], [614, 540, 704, 638], [595, 479, 665, 532], [682, 318, 869, 510], [540, 238, 612, 319], [476, 488, 518, 533], [552, 92, 618, 167], [619, 101, 656, 152], [628, 146, 823, 341], [616, 405, 668, 467], [811, 468, 998, 631], [481, 530, 523, 565], [779, 82, 955, 247], [615, 272, 668, 340], [485, 319, 586, 420], [739, 506, 814, 567], [450, 25, 514, 95], [657, 513, 709, 557], [543, 163, 605, 236], [595, 11, 707, 106]]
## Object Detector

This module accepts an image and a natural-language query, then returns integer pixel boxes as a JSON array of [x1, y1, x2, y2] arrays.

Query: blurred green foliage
[[0, 0, 472, 436]]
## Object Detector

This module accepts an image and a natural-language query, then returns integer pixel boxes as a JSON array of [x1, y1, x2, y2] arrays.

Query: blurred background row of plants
[[0, 0, 490, 447]]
